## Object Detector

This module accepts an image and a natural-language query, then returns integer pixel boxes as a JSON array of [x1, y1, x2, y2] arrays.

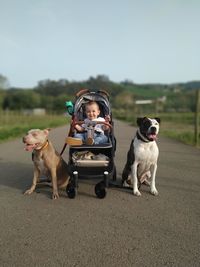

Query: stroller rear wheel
[[66, 183, 76, 199], [95, 181, 106, 199], [112, 165, 117, 181]]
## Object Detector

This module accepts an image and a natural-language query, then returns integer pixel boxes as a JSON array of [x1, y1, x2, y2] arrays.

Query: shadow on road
[[0, 162, 32, 192]]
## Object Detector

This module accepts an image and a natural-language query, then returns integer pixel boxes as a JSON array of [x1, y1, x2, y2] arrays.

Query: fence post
[[194, 89, 200, 147]]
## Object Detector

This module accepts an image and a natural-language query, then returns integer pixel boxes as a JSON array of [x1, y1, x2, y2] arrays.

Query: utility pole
[[194, 89, 200, 147]]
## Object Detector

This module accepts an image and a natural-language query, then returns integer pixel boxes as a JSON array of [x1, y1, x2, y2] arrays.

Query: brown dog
[[23, 128, 69, 199]]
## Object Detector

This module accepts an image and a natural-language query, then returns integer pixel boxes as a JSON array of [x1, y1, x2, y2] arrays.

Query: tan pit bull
[[23, 128, 69, 199]]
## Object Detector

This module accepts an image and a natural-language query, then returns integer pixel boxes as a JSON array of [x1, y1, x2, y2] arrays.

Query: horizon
[[8, 76, 200, 90]]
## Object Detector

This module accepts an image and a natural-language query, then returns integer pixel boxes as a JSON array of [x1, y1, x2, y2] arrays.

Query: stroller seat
[[69, 138, 113, 149]]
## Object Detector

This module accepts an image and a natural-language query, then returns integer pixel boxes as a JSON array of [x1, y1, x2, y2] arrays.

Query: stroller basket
[[73, 160, 109, 167]]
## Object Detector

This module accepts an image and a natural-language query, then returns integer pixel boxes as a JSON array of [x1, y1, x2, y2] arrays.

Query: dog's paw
[[24, 188, 34, 195], [52, 192, 59, 200], [150, 188, 159, 196], [123, 180, 132, 187], [133, 190, 141, 197]]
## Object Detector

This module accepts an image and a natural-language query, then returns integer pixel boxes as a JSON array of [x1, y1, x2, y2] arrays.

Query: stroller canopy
[[73, 89, 111, 119]]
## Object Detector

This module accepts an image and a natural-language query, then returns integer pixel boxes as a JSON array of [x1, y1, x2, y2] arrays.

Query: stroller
[[65, 89, 116, 199]]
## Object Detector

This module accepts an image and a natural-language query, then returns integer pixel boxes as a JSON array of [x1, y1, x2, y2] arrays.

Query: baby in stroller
[[64, 89, 116, 199], [67, 100, 110, 145]]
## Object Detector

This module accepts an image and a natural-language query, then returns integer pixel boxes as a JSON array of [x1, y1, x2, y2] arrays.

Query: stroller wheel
[[112, 165, 117, 181], [66, 183, 76, 199], [95, 182, 106, 199]]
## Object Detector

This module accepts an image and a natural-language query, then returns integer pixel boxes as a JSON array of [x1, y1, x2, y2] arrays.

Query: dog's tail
[[121, 139, 135, 185], [122, 165, 131, 185]]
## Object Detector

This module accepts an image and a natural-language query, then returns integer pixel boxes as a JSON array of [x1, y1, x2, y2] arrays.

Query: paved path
[[0, 120, 200, 267]]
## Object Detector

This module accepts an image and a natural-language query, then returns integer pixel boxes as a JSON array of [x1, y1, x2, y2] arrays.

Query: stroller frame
[[65, 89, 116, 199]]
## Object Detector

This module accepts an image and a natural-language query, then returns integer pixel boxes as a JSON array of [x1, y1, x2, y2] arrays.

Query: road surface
[[0, 120, 200, 267]]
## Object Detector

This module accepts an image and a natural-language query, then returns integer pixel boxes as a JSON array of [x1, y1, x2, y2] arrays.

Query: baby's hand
[[105, 115, 110, 122], [75, 124, 84, 132]]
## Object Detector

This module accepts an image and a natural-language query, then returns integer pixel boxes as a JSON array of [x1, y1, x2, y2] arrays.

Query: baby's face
[[86, 103, 100, 120]]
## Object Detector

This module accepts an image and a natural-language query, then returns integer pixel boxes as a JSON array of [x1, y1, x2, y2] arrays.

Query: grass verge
[[0, 112, 69, 143]]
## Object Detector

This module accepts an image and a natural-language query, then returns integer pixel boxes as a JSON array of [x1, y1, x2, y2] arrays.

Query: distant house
[[23, 108, 46, 115], [135, 96, 166, 105], [135, 100, 153, 105]]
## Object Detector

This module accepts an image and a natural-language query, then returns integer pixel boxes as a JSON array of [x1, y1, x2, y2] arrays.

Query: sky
[[0, 0, 200, 88]]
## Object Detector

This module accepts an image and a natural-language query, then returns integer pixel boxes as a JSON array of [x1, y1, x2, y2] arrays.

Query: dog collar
[[35, 140, 49, 151], [137, 130, 151, 143]]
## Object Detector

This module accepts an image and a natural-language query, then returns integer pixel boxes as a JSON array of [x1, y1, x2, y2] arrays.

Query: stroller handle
[[72, 120, 112, 130]]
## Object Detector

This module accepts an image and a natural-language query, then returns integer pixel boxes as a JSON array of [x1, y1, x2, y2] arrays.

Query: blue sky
[[0, 0, 199, 88]]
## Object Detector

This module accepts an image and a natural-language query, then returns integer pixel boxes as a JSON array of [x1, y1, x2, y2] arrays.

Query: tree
[[3, 90, 41, 110], [0, 89, 6, 109], [35, 79, 70, 96], [113, 91, 134, 108], [53, 94, 71, 111]]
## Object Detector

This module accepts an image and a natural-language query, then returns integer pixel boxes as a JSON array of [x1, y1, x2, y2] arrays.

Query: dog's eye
[[32, 133, 37, 137]]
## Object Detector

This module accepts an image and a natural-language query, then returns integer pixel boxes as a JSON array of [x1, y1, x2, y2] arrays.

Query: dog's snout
[[150, 126, 157, 133], [23, 135, 29, 143]]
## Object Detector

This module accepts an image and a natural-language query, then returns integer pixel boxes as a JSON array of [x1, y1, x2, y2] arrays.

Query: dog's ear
[[137, 117, 147, 126], [43, 128, 51, 136], [154, 118, 161, 124], [137, 117, 142, 126]]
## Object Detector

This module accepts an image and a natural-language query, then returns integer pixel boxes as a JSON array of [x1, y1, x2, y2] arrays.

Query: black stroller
[[65, 89, 116, 199]]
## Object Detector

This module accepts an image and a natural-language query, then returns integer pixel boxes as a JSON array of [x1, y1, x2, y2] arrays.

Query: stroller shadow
[[0, 161, 134, 199]]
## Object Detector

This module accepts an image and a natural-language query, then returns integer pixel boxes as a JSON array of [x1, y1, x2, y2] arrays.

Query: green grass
[[0, 111, 70, 142], [147, 113, 197, 146], [159, 121, 195, 145], [126, 85, 165, 99]]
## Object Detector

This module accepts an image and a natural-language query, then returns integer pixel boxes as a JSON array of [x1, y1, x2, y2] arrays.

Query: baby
[[67, 101, 109, 145]]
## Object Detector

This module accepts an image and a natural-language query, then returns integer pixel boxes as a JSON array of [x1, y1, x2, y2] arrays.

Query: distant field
[[125, 85, 166, 98], [113, 110, 198, 147], [0, 111, 69, 142]]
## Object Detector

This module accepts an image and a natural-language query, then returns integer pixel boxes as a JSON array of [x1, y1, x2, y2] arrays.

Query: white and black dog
[[122, 117, 161, 196]]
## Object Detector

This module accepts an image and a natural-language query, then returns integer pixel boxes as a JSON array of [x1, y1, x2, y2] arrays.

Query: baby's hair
[[85, 101, 100, 109]]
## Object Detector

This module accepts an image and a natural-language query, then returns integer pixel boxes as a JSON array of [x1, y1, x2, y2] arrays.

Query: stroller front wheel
[[66, 183, 76, 199], [95, 182, 106, 199]]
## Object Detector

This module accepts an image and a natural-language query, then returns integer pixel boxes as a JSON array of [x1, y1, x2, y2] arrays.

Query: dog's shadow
[[0, 161, 50, 197], [0, 161, 61, 199], [110, 174, 158, 196], [0, 161, 33, 191], [35, 181, 97, 199], [0, 161, 107, 199], [0, 162, 145, 199]]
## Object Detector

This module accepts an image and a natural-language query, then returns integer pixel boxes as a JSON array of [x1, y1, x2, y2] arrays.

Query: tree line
[[0, 74, 198, 113]]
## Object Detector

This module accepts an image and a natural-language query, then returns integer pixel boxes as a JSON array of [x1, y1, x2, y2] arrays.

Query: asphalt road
[[0, 119, 200, 267]]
